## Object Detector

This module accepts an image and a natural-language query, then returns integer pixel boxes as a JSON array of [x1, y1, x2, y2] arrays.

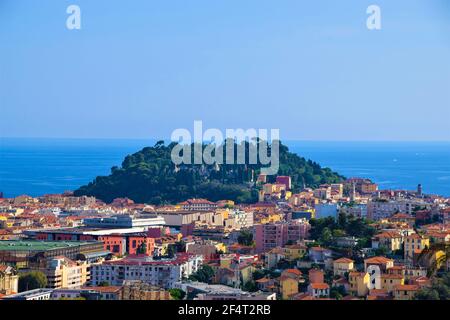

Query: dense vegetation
[[75, 140, 344, 205], [414, 272, 450, 300], [18, 271, 47, 292], [309, 213, 377, 248]]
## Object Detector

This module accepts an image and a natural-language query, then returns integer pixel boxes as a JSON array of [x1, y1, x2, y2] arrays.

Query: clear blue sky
[[1, 0, 449, 141]]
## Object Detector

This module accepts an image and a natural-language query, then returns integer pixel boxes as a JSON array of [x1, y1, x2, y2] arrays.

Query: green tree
[[330, 285, 346, 300], [189, 265, 215, 284], [238, 230, 254, 246], [242, 281, 257, 292], [98, 281, 110, 287], [320, 227, 333, 245], [414, 272, 450, 300], [74, 141, 344, 204], [18, 271, 47, 292], [169, 288, 186, 300]]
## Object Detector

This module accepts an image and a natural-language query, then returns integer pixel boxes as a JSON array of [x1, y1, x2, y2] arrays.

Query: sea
[[0, 138, 449, 198]]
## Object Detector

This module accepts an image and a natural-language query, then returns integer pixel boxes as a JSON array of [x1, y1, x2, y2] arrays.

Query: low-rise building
[[333, 258, 354, 277], [308, 282, 330, 298], [393, 284, 419, 300], [2, 288, 53, 300]]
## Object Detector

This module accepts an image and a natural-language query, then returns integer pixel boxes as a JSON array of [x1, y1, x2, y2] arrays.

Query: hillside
[[74, 140, 344, 204]]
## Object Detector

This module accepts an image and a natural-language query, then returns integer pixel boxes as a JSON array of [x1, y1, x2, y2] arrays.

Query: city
[[1, 175, 449, 301], [1, 0, 449, 314]]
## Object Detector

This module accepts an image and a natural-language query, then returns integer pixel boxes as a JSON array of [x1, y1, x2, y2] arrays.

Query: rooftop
[[0, 240, 101, 251]]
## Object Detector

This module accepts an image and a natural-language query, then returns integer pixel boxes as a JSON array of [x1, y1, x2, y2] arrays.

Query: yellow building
[[280, 269, 301, 300], [349, 272, 370, 297], [333, 258, 354, 276], [380, 274, 404, 293], [283, 244, 307, 261], [404, 234, 430, 261], [372, 231, 403, 251], [260, 214, 283, 224], [393, 284, 419, 300]]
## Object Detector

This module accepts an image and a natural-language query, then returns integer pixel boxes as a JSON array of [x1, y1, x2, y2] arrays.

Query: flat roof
[[0, 240, 102, 251]]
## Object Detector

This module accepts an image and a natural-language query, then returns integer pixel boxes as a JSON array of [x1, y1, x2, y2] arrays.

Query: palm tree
[[417, 243, 450, 277]]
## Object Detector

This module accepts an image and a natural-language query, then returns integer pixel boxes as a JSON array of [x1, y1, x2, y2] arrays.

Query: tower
[[417, 184, 423, 196]]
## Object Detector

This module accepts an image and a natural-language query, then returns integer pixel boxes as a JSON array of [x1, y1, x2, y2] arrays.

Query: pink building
[[254, 221, 310, 253]]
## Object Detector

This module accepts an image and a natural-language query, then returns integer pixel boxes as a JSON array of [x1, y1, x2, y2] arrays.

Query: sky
[[1, 0, 450, 141]]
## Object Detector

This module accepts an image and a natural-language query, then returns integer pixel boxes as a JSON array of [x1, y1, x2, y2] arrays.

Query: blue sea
[[0, 138, 449, 198]]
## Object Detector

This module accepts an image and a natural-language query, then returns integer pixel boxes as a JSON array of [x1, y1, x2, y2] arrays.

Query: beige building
[[333, 258, 354, 276], [372, 231, 403, 252], [404, 234, 430, 261], [0, 265, 19, 295], [394, 284, 419, 300], [44, 257, 90, 289], [380, 274, 404, 293]]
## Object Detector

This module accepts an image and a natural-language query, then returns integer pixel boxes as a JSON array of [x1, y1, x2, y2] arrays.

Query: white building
[[2, 288, 53, 300], [90, 253, 203, 289]]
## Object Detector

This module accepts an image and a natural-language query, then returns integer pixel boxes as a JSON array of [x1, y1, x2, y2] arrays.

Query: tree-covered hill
[[74, 140, 344, 204]]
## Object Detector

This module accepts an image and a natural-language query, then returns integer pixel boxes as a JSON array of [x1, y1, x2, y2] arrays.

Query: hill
[[74, 140, 345, 204]]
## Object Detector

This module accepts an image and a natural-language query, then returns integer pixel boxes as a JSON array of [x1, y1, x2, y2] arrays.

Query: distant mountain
[[74, 140, 345, 204]]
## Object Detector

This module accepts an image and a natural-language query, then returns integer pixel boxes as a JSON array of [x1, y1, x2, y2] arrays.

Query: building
[[276, 176, 292, 190], [225, 210, 254, 230], [348, 272, 370, 297], [333, 258, 354, 277], [283, 244, 307, 261], [372, 231, 403, 252], [339, 203, 368, 219], [308, 247, 333, 265], [178, 199, 218, 211], [44, 257, 90, 289], [308, 269, 324, 284], [380, 274, 404, 293], [2, 288, 53, 300], [364, 256, 394, 273], [313, 188, 331, 200], [345, 178, 378, 195], [83, 214, 165, 229], [280, 269, 301, 299], [174, 281, 276, 300], [0, 265, 18, 295], [308, 282, 330, 298], [394, 284, 420, 300], [90, 253, 203, 289], [254, 221, 310, 253], [51, 286, 122, 300], [404, 234, 430, 261], [0, 240, 107, 269]]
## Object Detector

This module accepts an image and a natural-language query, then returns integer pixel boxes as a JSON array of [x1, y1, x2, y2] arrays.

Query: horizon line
[[2, 136, 450, 143]]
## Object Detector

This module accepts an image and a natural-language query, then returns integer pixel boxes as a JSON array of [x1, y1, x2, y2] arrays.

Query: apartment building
[[90, 253, 203, 289]]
